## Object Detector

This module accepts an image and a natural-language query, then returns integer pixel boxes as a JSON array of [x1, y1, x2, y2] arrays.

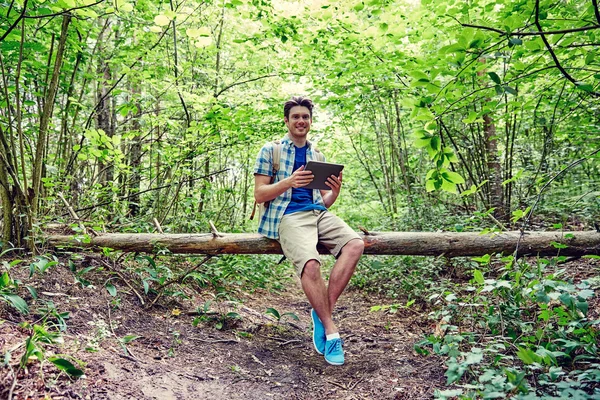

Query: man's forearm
[[254, 178, 291, 204], [322, 192, 338, 208]]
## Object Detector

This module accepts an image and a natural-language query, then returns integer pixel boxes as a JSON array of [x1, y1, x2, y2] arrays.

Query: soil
[[0, 257, 446, 400]]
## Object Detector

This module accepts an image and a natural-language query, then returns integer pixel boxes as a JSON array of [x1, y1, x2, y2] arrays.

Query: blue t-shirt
[[284, 145, 327, 215]]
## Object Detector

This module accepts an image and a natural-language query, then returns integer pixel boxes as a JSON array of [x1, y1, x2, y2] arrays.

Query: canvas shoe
[[324, 337, 344, 366], [311, 309, 326, 355]]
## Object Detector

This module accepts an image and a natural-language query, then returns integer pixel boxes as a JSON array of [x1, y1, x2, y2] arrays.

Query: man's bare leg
[[327, 239, 364, 313], [301, 260, 338, 335]]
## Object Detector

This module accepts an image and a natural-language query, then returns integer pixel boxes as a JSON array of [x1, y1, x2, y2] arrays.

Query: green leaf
[[472, 254, 491, 265], [49, 357, 85, 377], [106, 284, 117, 297], [488, 72, 501, 84], [576, 82, 594, 93], [509, 37, 523, 46], [2, 294, 29, 315], [442, 170, 465, 184], [516, 347, 541, 365], [354, 1, 365, 11], [120, 335, 141, 344], [25, 285, 38, 300], [503, 85, 517, 95], [465, 349, 483, 365], [473, 270, 484, 285], [429, 136, 441, 151], [425, 179, 436, 192], [120, 3, 134, 12], [265, 307, 280, 320], [414, 136, 431, 148], [0, 272, 9, 288], [585, 52, 595, 65], [154, 15, 170, 26], [282, 312, 299, 321], [460, 184, 477, 197]]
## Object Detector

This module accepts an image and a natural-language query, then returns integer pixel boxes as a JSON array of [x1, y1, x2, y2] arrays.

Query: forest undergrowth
[[0, 237, 598, 399]]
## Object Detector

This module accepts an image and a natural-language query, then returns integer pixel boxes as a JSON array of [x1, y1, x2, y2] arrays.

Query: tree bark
[[46, 231, 600, 257]]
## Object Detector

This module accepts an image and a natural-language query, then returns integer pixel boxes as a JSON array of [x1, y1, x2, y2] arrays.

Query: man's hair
[[283, 96, 314, 119]]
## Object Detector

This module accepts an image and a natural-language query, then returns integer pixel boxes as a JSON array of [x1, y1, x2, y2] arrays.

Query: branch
[[66, 24, 172, 174], [534, 0, 600, 97], [593, 0, 600, 25], [515, 147, 600, 257], [215, 74, 279, 98], [0, 0, 28, 43], [460, 22, 600, 37], [23, 0, 104, 19], [68, 168, 229, 215]]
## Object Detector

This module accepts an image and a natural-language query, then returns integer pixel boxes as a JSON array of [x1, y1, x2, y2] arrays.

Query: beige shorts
[[278, 210, 361, 277]]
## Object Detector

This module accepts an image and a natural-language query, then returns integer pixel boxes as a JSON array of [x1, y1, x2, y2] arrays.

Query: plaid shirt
[[253, 135, 326, 239]]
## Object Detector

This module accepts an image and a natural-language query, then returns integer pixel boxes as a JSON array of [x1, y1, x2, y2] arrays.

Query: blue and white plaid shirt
[[253, 135, 326, 239]]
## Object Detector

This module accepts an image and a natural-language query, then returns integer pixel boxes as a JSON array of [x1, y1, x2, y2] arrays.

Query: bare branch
[[68, 168, 229, 215], [459, 22, 600, 37], [593, 0, 600, 25], [0, 0, 28, 43], [533, 0, 600, 97], [23, 0, 104, 19], [215, 74, 279, 97]]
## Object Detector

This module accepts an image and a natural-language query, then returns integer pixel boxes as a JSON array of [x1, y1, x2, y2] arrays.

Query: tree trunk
[[47, 231, 600, 257], [32, 15, 71, 216], [96, 20, 114, 211], [484, 113, 504, 220]]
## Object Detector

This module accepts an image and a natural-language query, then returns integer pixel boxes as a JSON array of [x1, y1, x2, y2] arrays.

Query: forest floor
[[0, 256, 447, 400]]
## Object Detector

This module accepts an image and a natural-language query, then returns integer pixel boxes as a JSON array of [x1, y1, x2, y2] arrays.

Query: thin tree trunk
[[32, 15, 72, 216]]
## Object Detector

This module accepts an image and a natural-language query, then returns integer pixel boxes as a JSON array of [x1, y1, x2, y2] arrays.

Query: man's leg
[[327, 238, 364, 313], [301, 260, 338, 335]]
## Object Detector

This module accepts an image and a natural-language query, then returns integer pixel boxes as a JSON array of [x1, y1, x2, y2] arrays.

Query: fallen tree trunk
[[46, 231, 600, 257]]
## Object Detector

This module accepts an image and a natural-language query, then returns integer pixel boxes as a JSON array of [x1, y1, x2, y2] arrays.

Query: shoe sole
[[325, 358, 344, 366], [311, 309, 324, 355]]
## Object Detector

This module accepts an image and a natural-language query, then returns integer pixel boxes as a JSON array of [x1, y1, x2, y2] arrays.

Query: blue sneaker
[[311, 309, 326, 355], [324, 337, 344, 366]]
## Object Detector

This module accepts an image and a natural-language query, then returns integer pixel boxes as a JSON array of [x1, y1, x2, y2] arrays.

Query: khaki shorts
[[278, 210, 361, 277]]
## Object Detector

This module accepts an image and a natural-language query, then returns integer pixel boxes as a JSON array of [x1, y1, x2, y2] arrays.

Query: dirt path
[[1, 265, 446, 399]]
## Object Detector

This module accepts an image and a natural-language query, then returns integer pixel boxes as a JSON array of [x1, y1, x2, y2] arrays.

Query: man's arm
[[254, 166, 315, 204], [320, 172, 342, 208]]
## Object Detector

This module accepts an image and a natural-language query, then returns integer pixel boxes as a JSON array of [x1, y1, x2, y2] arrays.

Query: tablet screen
[[304, 161, 344, 190]]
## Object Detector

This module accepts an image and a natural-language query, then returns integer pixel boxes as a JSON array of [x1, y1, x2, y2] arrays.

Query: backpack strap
[[313, 146, 325, 162], [272, 140, 282, 174], [250, 140, 283, 220]]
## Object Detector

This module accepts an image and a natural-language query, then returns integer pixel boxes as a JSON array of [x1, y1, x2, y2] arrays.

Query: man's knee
[[344, 238, 364, 258], [301, 259, 321, 281]]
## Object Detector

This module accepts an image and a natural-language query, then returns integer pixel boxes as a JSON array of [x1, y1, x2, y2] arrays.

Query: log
[[46, 231, 600, 257]]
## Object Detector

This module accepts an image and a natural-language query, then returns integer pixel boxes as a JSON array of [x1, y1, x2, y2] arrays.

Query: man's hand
[[286, 165, 314, 188], [324, 172, 342, 196], [322, 171, 342, 208]]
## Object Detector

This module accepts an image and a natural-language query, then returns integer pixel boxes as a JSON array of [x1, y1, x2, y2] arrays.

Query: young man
[[253, 96, 364, 365]]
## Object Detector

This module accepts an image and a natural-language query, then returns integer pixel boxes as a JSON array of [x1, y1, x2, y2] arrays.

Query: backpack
[[250, 141, 324, 221]]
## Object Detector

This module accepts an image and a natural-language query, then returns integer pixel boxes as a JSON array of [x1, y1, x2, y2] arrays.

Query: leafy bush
[[416, 255, 600, 399]]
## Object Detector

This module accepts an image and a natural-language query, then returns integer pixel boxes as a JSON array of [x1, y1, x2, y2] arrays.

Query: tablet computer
[[304, 161, 344, 190]]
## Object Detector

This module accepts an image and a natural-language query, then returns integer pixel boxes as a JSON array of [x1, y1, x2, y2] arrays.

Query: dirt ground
[[0, 259, 446, 400]]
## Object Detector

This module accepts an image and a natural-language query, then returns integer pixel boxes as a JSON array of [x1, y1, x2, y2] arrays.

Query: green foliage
[[0, 270, 29, 315], [351, 256, 446, 299], [417, 255, 600, 399], [265, 307, 299, 324]]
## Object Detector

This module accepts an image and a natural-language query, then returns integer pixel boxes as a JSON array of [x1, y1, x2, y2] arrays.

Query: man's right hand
[[286, 165, 314, 188]]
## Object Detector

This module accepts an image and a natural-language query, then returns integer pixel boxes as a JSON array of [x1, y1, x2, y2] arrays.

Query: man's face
[[285, 105, 312, 138]]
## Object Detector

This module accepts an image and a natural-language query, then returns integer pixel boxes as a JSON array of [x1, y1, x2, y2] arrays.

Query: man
[[253, 96, 364, 366]]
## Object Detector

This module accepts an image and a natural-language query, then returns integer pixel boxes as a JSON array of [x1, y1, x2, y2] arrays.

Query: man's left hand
[[322, 172, 342, 208], [325, 172, 342, 196]]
